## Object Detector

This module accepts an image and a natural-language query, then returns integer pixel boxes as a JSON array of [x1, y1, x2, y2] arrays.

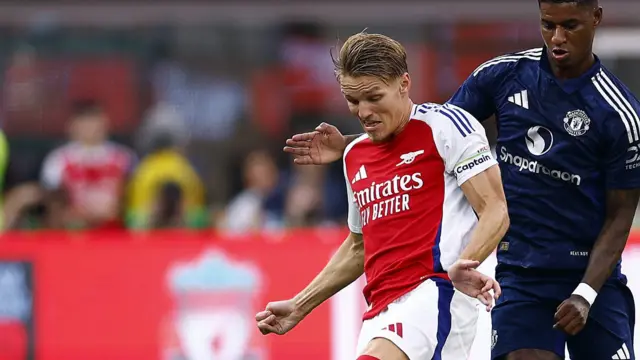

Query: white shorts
[[355, 278, 478, 360]]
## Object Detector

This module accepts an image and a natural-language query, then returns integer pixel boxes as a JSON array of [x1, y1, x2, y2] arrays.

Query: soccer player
[[256, 33, 510, 359], [283, 1, 640, 359]]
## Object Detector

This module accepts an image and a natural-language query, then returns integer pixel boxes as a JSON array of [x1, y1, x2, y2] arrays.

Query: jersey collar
[[539, 45, 601, 94]]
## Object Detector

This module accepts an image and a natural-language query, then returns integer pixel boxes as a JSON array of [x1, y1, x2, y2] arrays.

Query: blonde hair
[[332, 31, 408, 82]]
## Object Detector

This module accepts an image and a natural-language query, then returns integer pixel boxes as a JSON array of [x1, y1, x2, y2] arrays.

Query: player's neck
[[550, 53, 596, 80], [392, 100, 414, 137]]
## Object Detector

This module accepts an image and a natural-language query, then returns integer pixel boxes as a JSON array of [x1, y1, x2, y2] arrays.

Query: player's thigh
[[567, 323, 634, 360], [500, 349, 562, 360], [567, 279, 635, 360], [356, 277, 478, 360], [360, 337, 409, 360], [491, 296, 566, 359]]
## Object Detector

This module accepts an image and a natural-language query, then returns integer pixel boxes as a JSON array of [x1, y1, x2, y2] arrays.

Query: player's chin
[[365, 129, 389, 143]]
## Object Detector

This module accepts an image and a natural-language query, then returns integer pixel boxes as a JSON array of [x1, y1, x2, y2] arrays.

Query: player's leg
[[355, 312, 411, 360], [567, 278, 635, 360], [491, 268, 566, 360], [502, 349, 562, 360], [356, 277, 478, 360], [359, 338, 408, 360]]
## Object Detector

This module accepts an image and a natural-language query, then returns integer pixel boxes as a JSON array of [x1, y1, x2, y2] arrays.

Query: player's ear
[[399, 73, 410, 95], [593, 6, 602, 27]]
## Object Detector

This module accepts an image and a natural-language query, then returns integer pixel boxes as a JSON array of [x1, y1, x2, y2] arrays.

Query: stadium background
[[0, 0, 638, 359]]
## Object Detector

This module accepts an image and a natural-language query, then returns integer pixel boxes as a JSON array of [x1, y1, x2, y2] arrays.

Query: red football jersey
[[41, 141, 135, 227], [343, 102, 497, 320]]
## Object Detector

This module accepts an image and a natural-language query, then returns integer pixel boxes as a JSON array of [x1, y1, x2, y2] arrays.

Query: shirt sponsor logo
[[499, 146, 581, 185], [353, 173, 423, 226], [626, 144, 640, 170]]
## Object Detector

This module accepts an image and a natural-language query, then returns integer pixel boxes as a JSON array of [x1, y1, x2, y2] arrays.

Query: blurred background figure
[[126, 106, 207, 229], [220, 149, 279, 232], [2, 45, 43, 127], [39, 99, 135, 229]]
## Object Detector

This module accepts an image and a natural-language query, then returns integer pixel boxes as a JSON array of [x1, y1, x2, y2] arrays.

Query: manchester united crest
[[563, 110, 591, 137]]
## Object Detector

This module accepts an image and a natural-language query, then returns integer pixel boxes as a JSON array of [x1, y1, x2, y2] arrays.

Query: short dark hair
[[332, 31, 408, 82], [538, 0, 598, 7], [71, 99, 103, 118]]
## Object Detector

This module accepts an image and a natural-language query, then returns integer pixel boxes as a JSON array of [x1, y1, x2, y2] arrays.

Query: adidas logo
[[508, 90, 529, 109], [352, 165, 368, 184], [612, 343, 631, 359]]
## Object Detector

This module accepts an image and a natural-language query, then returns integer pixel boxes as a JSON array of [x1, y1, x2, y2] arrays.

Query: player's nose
[[358, 105, 374, 120], [551, 27, 567, 45]]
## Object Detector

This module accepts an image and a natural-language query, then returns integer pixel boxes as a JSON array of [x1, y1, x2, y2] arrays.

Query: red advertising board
[[0, 229, 639, 360], [0, 229, 353, 360]]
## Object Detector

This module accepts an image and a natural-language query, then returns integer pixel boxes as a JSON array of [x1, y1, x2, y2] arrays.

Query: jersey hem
[[361, 273, 450, 321]]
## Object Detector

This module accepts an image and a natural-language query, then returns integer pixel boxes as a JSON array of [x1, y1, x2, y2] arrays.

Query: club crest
[[563, 110, 591, 137]]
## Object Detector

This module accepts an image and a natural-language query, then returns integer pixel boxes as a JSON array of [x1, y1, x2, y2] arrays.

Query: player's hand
[[448, 259, 501, 312], [553, 294, 590, 335], [255, 299, 304, 336], [283, 123, 346, 165]]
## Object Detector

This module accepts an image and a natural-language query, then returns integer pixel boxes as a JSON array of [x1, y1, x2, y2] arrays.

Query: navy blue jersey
[[448, 47, 640, 272]]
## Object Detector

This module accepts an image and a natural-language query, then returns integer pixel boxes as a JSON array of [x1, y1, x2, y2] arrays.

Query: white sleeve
[[40, 149, 64, 190], [434, 103, 497, 185], [343, 161, 363, 234]]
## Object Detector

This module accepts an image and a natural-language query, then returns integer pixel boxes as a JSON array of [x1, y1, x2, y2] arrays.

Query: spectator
[[151, 52, 246, 208], [283, 165, 326, 228], [126, 132, 207, 229], [220, 150, 279, 232], [39, 99, 135, 229]]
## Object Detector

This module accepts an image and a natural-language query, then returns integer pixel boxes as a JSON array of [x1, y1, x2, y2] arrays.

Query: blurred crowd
[[1, 22, 364, 232], [4, 95, 353, 232], [0, 19, 639, 232]]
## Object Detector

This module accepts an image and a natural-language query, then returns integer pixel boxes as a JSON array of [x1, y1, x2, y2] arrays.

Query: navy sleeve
[[605, 105, 640, 189], [447, 65, 499, 122]]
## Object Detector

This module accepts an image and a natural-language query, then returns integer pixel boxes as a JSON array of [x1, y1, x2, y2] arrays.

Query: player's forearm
[[460, 201, 509, 263], [581, 217, 632, 292], [293, 232, 364, 317], [581, 189, 640, 295]]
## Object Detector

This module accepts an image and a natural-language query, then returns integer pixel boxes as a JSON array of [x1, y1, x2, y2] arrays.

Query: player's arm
[[293, 231, 364, 316], [580, 189, 640, 294], [256, 231, 364, 335], [434, 103, 508, 308], [459, 165, 509, 263], [554, 114, 640, 336], [256, 163, 365, 335], [579, 114, 640, 299], [437, 103, 509, 263], [554, 188, 640, 335], [293, 167, 365, 315]]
